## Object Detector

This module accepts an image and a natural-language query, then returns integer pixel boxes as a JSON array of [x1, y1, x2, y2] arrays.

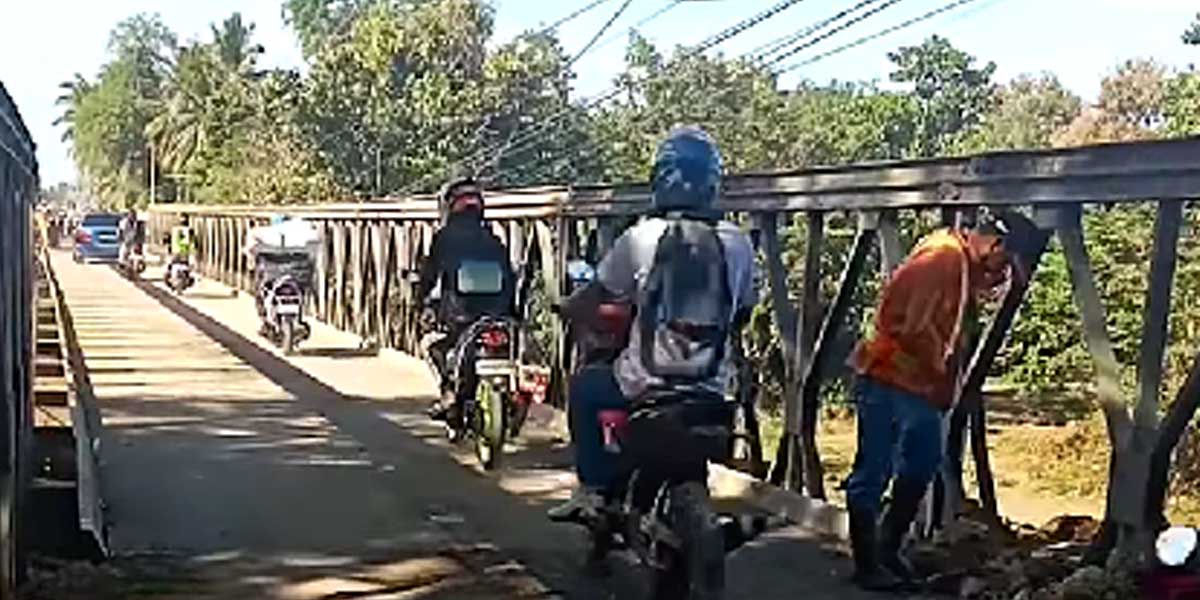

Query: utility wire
[[775, 0, 988, 74], [581, 0, 687, 59], [567, 0, 635, 69], [473, 0, 636, 178], [539, 0, 614, 35], [694, 0, 813, 52], [748, 0, 882, 63], [761, 0, 908, 68], [460, 0, 813, 184], [514, 0, 1001, 181]]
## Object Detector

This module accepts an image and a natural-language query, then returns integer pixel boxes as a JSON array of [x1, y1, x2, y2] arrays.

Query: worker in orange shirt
[[846, 215, 1015, 592]]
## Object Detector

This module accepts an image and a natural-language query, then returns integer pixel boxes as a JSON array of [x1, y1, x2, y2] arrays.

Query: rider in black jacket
[[419, 178, 517, 418]]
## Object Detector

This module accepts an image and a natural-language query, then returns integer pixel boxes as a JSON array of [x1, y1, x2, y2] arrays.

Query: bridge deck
[[50, 249, 874, 599]]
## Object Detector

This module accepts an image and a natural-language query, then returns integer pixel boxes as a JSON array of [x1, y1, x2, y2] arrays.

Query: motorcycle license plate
[[276, 303, 301, 315]]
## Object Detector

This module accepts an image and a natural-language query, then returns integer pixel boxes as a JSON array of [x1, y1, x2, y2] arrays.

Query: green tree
[[1055, 59, 1167, 146], [1184, 13, 1200, 46], [1165, 70, 1200, 136], [959, 73, 1081, 152], [61, 13, 177, 207], [53, 74, 93, 145], [283, 0, 375, 59], [888, 35, 996, 157]]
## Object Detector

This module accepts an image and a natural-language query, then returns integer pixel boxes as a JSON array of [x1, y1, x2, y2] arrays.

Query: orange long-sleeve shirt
[[850, 229, 970, 410]]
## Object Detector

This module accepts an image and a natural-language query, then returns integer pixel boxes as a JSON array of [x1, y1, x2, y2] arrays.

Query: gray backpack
[[637, 218, 733, 383]]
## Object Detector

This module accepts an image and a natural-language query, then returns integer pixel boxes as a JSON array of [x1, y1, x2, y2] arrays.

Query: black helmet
[[649, 126, 723, 217], [439, 177, 484, 221]]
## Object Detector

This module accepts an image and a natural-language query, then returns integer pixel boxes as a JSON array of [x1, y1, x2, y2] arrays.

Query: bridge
[[5, 73, 1200, 598]]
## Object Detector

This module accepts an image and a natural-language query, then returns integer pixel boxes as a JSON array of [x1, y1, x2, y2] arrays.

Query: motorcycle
[[555, 259, 766, 600], [165, 258, 194, 294], [255, 251, 314, 356], [445, 315, 520, 470], [412, 270, 548, 471], [117, 241, 146, 279]]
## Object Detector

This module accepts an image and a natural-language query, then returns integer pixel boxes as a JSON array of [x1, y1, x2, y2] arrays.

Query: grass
[[755, 401, 1200, 527]]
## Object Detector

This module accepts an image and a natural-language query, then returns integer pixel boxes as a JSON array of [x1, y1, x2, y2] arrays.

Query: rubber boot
[[878, 478, 926, 591], [848, 505, 900, 591]]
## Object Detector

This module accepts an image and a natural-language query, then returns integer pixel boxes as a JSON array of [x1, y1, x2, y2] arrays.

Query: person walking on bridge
[[845, 215, 1014, 592]]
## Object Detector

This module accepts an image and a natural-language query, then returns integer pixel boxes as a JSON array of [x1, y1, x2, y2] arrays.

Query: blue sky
[[2, 0, 1197, 186]]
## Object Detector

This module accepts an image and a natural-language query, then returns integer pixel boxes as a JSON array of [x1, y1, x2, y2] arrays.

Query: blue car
[[72, 213, 122, 263]]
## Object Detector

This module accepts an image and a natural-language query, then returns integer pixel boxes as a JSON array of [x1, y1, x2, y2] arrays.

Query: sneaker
[[548, 487, 604, 523], [427, 391, 455, 421]]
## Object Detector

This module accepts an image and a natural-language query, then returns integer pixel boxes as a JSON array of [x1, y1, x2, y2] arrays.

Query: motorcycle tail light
[[479, 328, 509, 350]]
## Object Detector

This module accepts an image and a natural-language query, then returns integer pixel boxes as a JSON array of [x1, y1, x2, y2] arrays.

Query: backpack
[[637, 218, 733, 383]]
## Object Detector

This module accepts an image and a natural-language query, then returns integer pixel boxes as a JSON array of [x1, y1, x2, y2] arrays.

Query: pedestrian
[[845, 214, 1015, 591]]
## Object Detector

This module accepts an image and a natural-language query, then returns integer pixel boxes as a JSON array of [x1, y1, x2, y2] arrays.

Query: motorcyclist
[[169, 215, 194, 267], [118, 208, 144, 266], [418, 177, 517, 421], [548, 126, 758, 522]]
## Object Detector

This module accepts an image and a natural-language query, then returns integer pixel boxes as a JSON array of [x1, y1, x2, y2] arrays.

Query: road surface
[[39, 250, 876, 600]]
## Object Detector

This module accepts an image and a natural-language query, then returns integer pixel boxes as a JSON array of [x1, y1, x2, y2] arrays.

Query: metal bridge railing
[[148, 136, 1200, 541], [0, 80, 39, 597]]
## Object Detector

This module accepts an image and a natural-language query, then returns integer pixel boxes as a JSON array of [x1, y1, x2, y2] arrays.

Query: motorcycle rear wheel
[[281, 318, 297, 356], [653, 481, 724, 600], [472, 380, 506, 470]]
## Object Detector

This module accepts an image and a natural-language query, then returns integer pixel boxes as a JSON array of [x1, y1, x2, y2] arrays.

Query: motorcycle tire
[[472, 380, 506, 471], [653, 482, 724, 600], [281, 317, 297, 356]]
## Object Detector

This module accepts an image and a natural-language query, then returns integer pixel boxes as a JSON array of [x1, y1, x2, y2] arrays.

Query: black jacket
[[418, 214, 516, 324]]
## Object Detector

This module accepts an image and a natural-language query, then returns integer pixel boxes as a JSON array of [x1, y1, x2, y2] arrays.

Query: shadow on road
[[129, 279, 650, 600]]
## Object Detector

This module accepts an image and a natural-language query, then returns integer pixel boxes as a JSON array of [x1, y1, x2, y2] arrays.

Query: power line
[[748, 0, 883, 63], [582, 0, 687, 59], [761, 0, 908, 68], [775, 0, 989, 74], [694, 0, 813, 52], [405, 0, 810, 193], [474, 0, 636, 178], [466, 0, 813, 181], [567, 0, 635, 68], [539, 0, 615, 35]]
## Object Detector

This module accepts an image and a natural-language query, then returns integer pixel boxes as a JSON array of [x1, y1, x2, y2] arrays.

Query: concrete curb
[[708, 464, 849, 542]]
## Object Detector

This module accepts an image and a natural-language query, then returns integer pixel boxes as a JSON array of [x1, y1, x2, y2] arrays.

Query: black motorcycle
[[555, 259, 765, 600], [439, 315, 521, 470]]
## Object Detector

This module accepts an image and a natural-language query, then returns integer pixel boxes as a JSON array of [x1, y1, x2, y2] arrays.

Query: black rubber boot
[[848, 505, 900, 592], [878, 478, 926, 590]]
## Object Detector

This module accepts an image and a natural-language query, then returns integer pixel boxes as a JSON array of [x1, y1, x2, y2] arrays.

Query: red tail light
[[75, 230, 92, 244], [479, 328, 509, 350]]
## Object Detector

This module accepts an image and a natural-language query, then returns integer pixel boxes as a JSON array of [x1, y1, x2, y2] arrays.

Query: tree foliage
[[54, 10, 1200, 415], [887, 35, 996, 156], [1184, 13, 1200, 46]]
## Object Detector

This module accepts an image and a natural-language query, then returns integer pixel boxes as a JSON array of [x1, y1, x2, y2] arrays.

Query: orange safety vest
[[850, 229, 970, 410]]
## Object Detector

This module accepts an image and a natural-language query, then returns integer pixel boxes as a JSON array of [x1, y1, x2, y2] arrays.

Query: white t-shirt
[[597, 216, 758, 400]]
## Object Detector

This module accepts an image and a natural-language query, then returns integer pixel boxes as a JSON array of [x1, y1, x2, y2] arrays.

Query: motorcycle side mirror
[[566, 259, 596, 285]]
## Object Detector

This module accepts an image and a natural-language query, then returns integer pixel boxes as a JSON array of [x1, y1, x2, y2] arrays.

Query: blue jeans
[[568, 365, 628, 488], [845, 377, 943, 516]]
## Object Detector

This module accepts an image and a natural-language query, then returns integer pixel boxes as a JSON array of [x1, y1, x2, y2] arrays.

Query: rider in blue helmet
[[548, 126, 759, 522]]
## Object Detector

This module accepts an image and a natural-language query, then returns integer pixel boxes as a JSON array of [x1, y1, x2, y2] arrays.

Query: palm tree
[[53, 74, 93, 145], [211, 13, 263, 73]]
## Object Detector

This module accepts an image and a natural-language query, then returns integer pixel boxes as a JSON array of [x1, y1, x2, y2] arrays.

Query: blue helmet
[[649, 126, 723, 216], [270, 214, 287, 226]]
